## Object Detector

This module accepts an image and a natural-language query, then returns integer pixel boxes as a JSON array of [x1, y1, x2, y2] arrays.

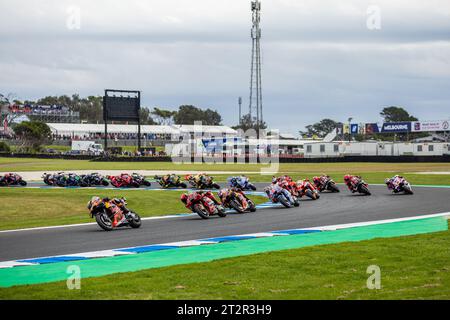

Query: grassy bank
[[0, 188, 267, 231], [1, 222, 449, 299]]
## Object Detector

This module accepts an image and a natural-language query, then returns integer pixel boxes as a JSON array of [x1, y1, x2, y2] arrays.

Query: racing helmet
[[180, 193, 188, 204], [385, 178, 391, 185], [87, 196, 101, 210], [218, 189, 227, 199], [344, 175, 351, 182]]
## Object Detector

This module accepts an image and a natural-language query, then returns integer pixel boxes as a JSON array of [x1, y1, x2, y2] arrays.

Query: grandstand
[[3, 104, 80, 123], [47, 123, 238, 141]]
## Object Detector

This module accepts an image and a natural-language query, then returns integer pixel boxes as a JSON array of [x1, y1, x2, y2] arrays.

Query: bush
[[0, 141, 11, 152]]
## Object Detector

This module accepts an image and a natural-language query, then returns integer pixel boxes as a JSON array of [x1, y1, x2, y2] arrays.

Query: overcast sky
[[1, 0, 449, 133]]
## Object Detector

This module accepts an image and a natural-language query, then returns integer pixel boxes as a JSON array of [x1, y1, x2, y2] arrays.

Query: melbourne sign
[[381, 122, 411, 133]]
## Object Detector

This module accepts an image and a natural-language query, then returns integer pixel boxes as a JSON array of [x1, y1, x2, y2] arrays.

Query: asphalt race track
[[0, 184, 449, 262]]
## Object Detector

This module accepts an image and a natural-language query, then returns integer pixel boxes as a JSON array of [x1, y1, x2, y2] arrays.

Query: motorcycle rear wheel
[[217, 207, 227, 217], [230, 200, 245, 213], [403, 185, 414, 195], [279, 196, 292, 208]]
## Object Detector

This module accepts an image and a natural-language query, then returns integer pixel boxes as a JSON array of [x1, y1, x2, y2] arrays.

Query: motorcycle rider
[[344, 174, 362, 193], [265, 183, 293, 203], [385, 175, 404, 193], [1, 173, 14, 184], [102, 197, 130, 228], [228, 175, 249, 188], [313, 174, 330, 191], [218, 187, 247, 207], [161, 173, 177, 186]]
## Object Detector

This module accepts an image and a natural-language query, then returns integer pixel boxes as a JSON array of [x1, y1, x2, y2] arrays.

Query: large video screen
[[103, 95, 140, 121]]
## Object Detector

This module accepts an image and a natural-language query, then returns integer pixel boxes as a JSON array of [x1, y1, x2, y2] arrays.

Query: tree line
[[299, 106, 425, 141]]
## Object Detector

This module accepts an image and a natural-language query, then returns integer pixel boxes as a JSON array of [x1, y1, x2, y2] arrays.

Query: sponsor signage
[[412, 120, 450, 132], [350, 124, 359, 134], [365, 123, 380, 134], [381, 122, 411, 133]]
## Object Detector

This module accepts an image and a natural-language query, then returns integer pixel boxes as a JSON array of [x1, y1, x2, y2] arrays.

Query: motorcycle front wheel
[[328, 183, 340, 193], [358, 184, 371, 196], [128, 212, 142, 228]]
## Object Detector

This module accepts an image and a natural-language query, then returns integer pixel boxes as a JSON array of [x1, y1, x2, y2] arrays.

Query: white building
[[303, 141, 450, 157]]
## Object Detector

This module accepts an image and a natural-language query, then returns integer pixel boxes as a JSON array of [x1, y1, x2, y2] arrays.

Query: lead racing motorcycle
[[385, 175, 413, 195], [87, 196, 142, 231]]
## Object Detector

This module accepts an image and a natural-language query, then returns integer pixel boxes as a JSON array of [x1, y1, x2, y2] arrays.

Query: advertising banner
[[365, 123, 380, 134], [343, 124, 350, 134], [412, 120, 450, 132], [350, 124, 359, 134], [381, 122, 411, 133]]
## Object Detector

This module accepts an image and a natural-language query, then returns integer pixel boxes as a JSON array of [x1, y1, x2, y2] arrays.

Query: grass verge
[[1, 158, 450, 173], [1, 221, 449, 299], [0, 188, 267, 231]]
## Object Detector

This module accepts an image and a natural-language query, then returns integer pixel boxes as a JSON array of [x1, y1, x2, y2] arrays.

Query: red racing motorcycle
[[107, 173, 140, 188]]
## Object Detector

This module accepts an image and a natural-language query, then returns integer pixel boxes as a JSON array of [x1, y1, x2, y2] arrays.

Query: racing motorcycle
[[56, 173, 86, 187], [154, 175, 187, 189], [350, 177, 371, 196], [185, 174, 220, 190], [131, 173, 151, 187], [108, 173, 140, 188], [227, 176, 257, 191], [266, 184, 299, 208], [313, 176, 340, 193], [81, 173, 110, 187], [42, 172, 62, 186], [0, 173, 27, 186], [185, 193, 227, 219], [297, 179, 320, 200], [386, 177, 413, 195], [221, 189, 256, 213], [87, 197, 141, 231]]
